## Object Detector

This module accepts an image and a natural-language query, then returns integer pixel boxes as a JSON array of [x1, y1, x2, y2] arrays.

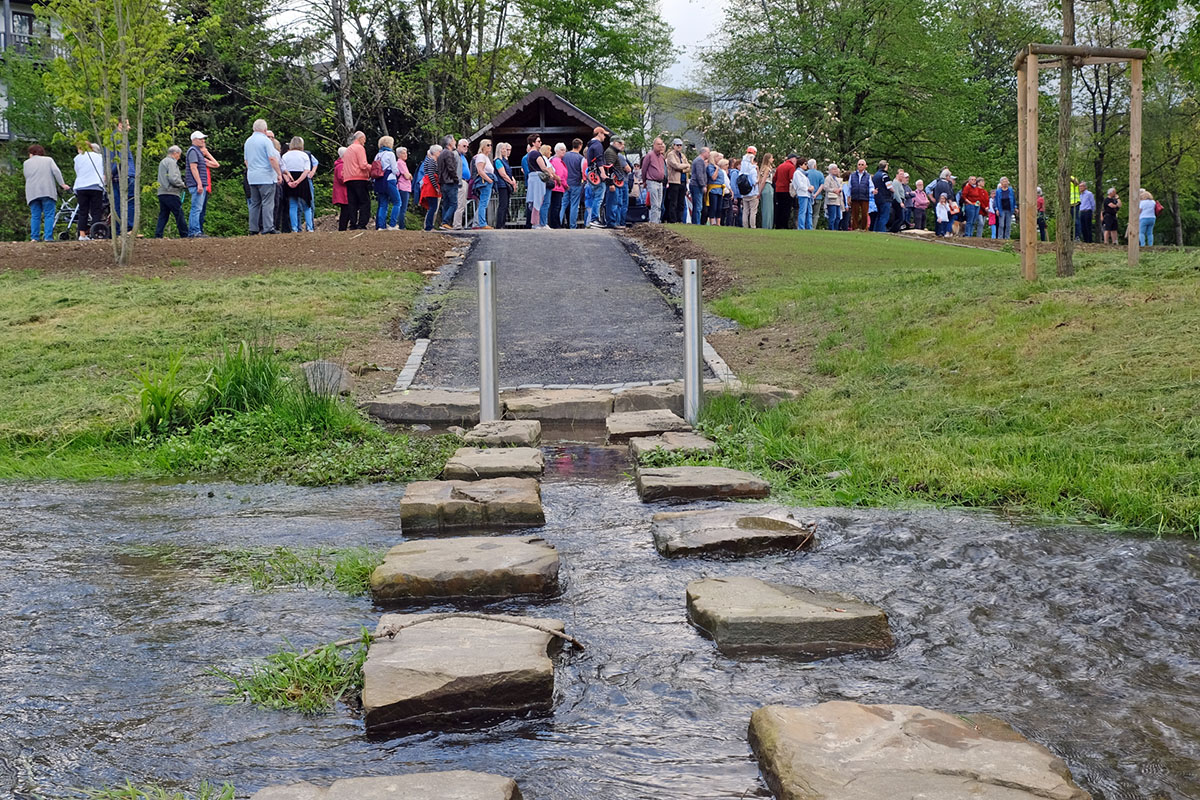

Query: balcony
[[0, 32, 59, 58]]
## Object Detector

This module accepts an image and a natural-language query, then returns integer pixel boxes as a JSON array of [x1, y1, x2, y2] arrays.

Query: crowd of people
[[17, 119, 1165, 247]]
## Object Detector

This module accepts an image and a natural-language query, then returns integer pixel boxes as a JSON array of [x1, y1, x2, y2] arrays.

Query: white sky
[[661, 0, 723, 87]]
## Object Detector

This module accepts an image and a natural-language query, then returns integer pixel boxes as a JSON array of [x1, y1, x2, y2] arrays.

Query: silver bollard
[[683, 258, 703, 425], [478, 260, 500, 422]]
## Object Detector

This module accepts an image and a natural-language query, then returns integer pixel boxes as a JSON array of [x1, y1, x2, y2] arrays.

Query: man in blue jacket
[[871, 160, 892, 232], [848, 159, 873, 231]]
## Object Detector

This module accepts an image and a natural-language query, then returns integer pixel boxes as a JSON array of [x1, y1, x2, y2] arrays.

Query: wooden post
[[1128, 58, 1143, 266], [1017, 57, 1035, 280], [1025, 58, 1040, 280], [1055, 0, 1076, 277]]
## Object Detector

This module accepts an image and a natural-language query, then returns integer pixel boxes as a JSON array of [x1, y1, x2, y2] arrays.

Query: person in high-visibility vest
[[1069, 175, 1081, 240]]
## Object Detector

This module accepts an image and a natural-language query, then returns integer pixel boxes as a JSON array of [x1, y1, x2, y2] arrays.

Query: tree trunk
[[1055, 0, 1075, 277], [332, 0, 354, 137], [1172, 189, 1182, 246]]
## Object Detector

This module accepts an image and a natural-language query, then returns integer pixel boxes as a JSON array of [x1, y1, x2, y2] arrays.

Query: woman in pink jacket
[[396, 146, 413, 229], [333, 146, 349, 230]]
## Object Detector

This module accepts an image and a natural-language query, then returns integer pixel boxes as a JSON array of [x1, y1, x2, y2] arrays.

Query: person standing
[[973, 179, 990, 237], [584, 127, 608, 228], [642, 137, 668, 223], [1070, 176, 1081, 240], [773, 154, 797, 229], [1078, 181, 1095, 243], [281, 136, 317, 232], [665, 138, 688, 223], [155, 145, 187, 238], [474, 139, 497, 229], [494, 142, 517, 228], [72, 143, 105, 240], [521, 134, 541, 228], [1036, 186, 1047, 241], [739, 147, 760, 228], [417, 143, 443, 231], [1138, 189, 1156, 246], [993, 177, 1015, 240], [435, 134, 460, 230], [453, 138, 471, 229], [911, 179, 930, 230], [961, 176, 985, 237], [689, 146, 710, 225], [547, 142, 568, 228], [340, 131, 371, 230], [562, 138, 585, 229], [184, 132, 217, 237], [935, 193, 951, 236], [244, 119, 282, 234], [111, 119, 137, 232], [871, 160, 892, 232], [759, 153, 775, 230], [396, 147, 412, 228], [603, 137, 623, 228], [537, 143, 556, 228], [848, 159, 872, 231], [791, 165, 811, 230], [804, 158, 823, 229], [823, 163, 844, 231], [372, 135, 400, 230], [333, 147, 350, 230], [1102, 187, 1121, 244], [22, 144, 69, 242]]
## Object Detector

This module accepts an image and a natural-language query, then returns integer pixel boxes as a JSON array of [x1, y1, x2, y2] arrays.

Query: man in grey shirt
[[688, 146, 710, 224], [435, 134, 460, 230], [156, 145, 187, 238]]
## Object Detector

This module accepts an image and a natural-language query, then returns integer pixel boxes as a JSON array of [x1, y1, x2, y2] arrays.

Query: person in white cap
[[185, 130, 219, 237], [739, 146, 759, 227], [665, 138, 688, 222]]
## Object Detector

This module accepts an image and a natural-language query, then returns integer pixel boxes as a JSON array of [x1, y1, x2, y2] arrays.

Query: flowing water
[[1, 445, 1198, 799]]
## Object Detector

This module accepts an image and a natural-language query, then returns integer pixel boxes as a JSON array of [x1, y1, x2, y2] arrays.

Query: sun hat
[[746, 145, 757, 154]]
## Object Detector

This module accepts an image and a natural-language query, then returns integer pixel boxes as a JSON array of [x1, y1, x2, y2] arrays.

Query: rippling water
[[1, 446, 1198, 799]]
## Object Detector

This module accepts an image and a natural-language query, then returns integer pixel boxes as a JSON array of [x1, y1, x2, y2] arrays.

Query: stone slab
[[749, 702, 1092, 800], [363, 613, 563, 735], [302, 360, 353, 396], [366, 389, 481, 425], [606, 409, 692, 441], [613, 384, 684, 416], [503, 388, 613, 421], [687, 577, 892, 658], [442, 447, 544, 480], [629, 431, 717, 460], [463, 419, 542, 446], [370, 536, 560, 601], [400, 478, 544, 532], [651, 506, 815, 556], [636, 466, 769, 502], [250, 771, 523, 800]]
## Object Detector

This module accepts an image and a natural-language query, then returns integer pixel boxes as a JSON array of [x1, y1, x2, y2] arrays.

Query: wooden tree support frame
[[1014, 44, 1148, 280]]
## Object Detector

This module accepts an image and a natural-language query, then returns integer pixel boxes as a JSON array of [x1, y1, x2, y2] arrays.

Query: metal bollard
[[478, 260, 500, 422], [682, 258, 703, 425]]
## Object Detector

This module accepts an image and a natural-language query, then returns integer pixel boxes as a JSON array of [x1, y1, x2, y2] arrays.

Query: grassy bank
[[0, 264, 453, 483], [652, 226, 1199, 535]]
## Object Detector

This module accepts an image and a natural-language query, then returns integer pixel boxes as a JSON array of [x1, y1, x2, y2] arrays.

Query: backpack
[[369, 156, 385, 180], [736, 173, 753, 195]]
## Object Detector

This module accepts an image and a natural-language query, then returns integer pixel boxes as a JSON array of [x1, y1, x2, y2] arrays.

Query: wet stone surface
[[636, 466, 771, 502], [651, 506, 815, 556], [365, 389, 481, 425], [250, 771, 524, 800], [462, 420, 542, 447], [400, 478, 545, 532], [629, 431, 717, 460], [442, 447, 544, 480], [605, 410, 691, 441], [370, 536, 560, 601]]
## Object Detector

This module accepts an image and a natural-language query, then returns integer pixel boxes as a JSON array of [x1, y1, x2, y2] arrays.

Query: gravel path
[[415, 229, 687, 387]]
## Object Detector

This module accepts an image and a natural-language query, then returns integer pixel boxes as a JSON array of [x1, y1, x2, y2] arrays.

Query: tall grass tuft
[[86, 781, 236, 800], [132, 353, 190, 435], [215, 545, 384, 595], [193, 339, 286, 422]]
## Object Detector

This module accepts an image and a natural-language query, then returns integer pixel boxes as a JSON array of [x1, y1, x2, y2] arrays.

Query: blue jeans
[[476, 180, 493, 227], [538, 182, 553, 227], [289, 197, 313, 231], [973, 212, 987, 237], [689, 184, 703, 224], [997, 209, 1014, 240], [585, 182, 605, 225], [873, 200, 892, 232], [936, 220, 951, 236], [424, 197, 439, 230], [376, 181, 400, 228], [826, 204, 842, 231], [605, 183, 622, 226], [805, 198, 815, 229], [440, 183, 458, 226], [187, 188, 207, 236], [963, 203, 979, 236], [795, 196, 812, 229], [29, 196, 55, 241], [397, 190, 410, 229], [1139, 217, 1155, 246], [566, 185, 582, 228]]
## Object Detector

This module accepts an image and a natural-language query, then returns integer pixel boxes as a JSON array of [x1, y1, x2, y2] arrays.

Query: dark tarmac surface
[[415, 230, 687, 387]]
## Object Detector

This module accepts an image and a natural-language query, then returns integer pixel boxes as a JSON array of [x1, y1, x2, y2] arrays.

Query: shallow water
[[1, 449, 1198, 799]]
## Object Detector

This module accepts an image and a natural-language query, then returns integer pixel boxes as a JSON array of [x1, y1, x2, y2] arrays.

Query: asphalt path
[[415, 229, 686, 388]]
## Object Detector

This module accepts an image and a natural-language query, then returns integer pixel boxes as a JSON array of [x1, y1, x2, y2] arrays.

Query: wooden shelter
[[1014, 44, 1148, 279], [469, 88, 609, 160]]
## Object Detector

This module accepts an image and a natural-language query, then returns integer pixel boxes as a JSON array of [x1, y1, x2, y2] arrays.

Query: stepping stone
[[749, 702, 1092, 800], [606, 409, 692, 441], [442, 447, 544, 480], [366, 389, 481, 425], [503, 388, 613, 421], [401, 478, 544, 532], [301, 360, 353, 396], [613, 383, 684, 416], [651, 506, 815, 556], [362, 613, 563, 735], [686, 577, 892, 657], [629, 431, 717, 459], [370, 536, 560, 601], [463, 419, 542, 446], [250, 770, 523, 800], [636, 466, 769, 502]]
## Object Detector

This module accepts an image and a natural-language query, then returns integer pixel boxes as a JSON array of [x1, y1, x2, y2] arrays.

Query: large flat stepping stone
[[630, 431, 717, 459], [363, 613, 563, 735], [686, 577, 892, 657], [442, 447, 544, 480], [463, 419, 542, 446], [652, 506, 815, 556], [636, 466, 769, 502], [606, 409, 691, 441], [366, 389, 481, 425], [401, 478, 544, 532], [503, 388, 613, 421], [749, 702, 1092, 800], [250, 771, 523, 800], [613, 384, 684, 415], [370, 536, 559, 601]]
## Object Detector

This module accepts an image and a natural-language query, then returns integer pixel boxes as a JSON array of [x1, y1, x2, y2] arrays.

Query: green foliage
[[211, 630, 371, 714], [215, 545, 384, 595], [193, 339, 286, 421], [86, 781, 235, 800], [133, 352, 189, 434]]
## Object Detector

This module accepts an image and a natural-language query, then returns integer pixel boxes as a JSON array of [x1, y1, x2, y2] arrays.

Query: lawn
[[645, 226, 1200, 535]]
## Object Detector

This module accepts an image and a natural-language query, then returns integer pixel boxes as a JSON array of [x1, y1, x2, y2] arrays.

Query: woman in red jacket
[[333, 146, 349, 230]]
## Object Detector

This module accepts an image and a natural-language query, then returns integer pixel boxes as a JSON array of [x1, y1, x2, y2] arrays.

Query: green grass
[[666, 227, 1200, 535], [211, 630, 371, 714], [215, 545, 384, 595], [86, 781, 235, 800]]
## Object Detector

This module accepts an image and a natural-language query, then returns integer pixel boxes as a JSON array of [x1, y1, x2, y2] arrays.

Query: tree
[[626, 4, 677, 151], [42, 0, 191, 264]]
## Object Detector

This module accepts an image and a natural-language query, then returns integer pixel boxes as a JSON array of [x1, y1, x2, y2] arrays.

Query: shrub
[[133, 352, 190, 434]]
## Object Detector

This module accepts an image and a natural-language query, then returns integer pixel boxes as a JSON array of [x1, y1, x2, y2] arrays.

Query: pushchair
[[54, 191, 112, 240]]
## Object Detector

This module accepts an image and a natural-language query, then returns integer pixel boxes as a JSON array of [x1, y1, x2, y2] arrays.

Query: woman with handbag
[[417, 143, 442, 231], [494, 142, 517, 228], [373, 136, 401, 230]]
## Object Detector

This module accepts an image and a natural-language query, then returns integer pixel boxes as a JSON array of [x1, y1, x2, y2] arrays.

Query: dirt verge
[[624, 224, 737, 299]]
